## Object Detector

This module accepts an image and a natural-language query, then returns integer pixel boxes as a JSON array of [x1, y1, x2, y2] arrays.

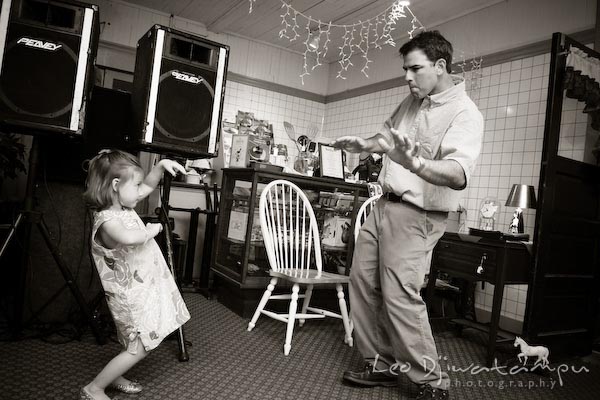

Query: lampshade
[[505, 184, 537, 209]]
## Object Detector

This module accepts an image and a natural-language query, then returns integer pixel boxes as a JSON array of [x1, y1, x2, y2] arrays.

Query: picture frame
[[229, 134, 250, 167], [318, 143, 345, 180]]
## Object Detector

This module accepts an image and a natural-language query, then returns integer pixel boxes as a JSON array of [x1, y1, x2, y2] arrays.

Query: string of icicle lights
[[249, 0, 425, 85]]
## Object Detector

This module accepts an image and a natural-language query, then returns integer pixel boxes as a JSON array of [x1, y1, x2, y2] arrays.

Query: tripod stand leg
[[161, 217, 190, 362], [13, 213, 33, 339], [0, 213, 23, 259], [37, 217, 106, 345], [158, 173, 189, 362]]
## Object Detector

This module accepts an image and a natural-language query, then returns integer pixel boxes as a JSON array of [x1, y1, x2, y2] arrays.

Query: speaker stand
[[156, 172, 190, 362], [168, 182, 218, 300], [0, 137, 105, 344]]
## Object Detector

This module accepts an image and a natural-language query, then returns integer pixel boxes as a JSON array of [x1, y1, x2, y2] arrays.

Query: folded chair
[[247, 179, 353, 355]]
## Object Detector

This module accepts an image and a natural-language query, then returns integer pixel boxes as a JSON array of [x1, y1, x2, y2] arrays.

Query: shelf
[[224, 237, 265, 247], [172, 181, 220, 191], [322, 244, 348, 252]]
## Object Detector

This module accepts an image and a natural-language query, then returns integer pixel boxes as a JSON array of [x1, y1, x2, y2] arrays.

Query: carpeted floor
[[1, 293, 599, 400]]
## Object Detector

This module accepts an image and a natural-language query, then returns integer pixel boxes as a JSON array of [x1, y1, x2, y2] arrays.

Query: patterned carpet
[[0, 293, 599, 400]]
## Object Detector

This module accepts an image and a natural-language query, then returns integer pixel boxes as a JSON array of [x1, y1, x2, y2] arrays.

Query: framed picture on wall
[[318, 143, 345, 180]]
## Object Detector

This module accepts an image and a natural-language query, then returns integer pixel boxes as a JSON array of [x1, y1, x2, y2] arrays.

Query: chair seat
[[269, 270, 350, 285]]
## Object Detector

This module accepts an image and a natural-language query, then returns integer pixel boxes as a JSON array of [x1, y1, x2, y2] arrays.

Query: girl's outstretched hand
[[160, 160, 188, 176]]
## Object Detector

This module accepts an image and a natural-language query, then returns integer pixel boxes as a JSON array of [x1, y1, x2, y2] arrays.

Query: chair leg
[[336, 283, 353, 347], [284, 283, 300, 356], [299, 284, 313, 327], [248, 277, 277, 332]]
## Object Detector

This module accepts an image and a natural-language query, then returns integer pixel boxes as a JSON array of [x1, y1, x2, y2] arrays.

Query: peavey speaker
[[0, 0, 99, 136], [131, 25, 229, 158]]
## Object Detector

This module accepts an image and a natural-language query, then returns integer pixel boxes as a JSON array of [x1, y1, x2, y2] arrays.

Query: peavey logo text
[[171, 71, 203, 84], [17, 37, 62, 51]]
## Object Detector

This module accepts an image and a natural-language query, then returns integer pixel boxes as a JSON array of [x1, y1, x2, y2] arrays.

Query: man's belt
[[383, 192, 403, 202]]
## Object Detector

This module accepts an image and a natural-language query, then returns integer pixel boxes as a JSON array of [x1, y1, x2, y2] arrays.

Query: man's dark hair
[[399, 30, 453, 73]]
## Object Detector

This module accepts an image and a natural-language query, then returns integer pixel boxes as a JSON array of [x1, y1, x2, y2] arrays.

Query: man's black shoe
[[415, 384, 449, 399], [342, 362, 398, 387]]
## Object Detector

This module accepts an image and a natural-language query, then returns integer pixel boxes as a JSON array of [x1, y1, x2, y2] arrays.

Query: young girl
[[81, 149, 190, 400]]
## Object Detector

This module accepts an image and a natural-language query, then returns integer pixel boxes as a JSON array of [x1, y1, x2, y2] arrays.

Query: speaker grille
[[0, 35, 77, 116], [155, 66, 216, 142]]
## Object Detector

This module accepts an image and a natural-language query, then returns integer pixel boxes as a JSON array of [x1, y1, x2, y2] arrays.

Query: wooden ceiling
[[125, 0, 502, 59]]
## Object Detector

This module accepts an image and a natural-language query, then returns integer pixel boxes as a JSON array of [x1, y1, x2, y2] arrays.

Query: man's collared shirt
[[378, 75, 483, 212]]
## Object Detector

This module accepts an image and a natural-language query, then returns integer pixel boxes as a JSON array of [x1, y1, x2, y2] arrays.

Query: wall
[[322, 52, 547, 330], [5, 0, 594, 323], [327, 0, 595, 95], [322, 45, 599, 332], [92, 0, 593, 330], [90, 0, 329, 95]]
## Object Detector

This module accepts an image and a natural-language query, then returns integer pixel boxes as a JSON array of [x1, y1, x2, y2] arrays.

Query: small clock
[[479, 197, 501, 231]]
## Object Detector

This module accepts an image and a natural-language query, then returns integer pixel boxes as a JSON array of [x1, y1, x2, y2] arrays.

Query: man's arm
[[411, 158, 466, 190], [330, 133, 391, 154]]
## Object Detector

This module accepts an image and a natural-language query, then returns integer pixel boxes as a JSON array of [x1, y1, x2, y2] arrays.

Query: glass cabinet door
[[213, 169, 368, 287]]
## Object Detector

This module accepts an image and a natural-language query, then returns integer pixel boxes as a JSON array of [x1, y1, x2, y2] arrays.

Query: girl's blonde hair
[[83, 149, 143, 210]]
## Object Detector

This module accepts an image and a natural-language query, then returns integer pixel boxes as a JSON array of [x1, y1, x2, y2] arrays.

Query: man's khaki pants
[[350, 197, 450, 389]]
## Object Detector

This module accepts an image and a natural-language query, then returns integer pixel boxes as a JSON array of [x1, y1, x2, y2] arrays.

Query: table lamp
[[505, 184, 537, 234]]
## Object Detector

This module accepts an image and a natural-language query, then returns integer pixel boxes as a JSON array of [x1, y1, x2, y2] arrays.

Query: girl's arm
[[138, 159, 187, 200], [98, 220, 162, 248]]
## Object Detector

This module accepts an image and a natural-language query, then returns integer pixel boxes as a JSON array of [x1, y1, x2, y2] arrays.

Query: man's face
[[403, 49, 442, 99]]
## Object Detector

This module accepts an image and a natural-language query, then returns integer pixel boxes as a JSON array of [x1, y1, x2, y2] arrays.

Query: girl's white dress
[[91, 209, 190, 354]]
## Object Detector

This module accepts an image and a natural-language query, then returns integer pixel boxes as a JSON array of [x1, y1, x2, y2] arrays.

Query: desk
[[426, 232, 532, 367]]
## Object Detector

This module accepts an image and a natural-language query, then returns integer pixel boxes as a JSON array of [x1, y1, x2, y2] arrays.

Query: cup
[[185, 171, 201, 184]]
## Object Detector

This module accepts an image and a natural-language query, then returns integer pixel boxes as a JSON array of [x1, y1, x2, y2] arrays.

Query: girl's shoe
[[80, 387, 120, 400], [109, 380, 143, 394]]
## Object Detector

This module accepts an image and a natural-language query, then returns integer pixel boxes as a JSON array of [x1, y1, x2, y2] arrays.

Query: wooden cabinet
[[426, 232, 532, 367], [211, 168, 368, 316]]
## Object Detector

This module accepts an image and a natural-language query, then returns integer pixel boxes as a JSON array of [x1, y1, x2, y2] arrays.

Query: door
[[525, 33, 600, 358]]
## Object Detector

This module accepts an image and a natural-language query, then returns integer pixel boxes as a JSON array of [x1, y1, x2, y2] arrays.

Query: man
[[332, 30, 483, 400]]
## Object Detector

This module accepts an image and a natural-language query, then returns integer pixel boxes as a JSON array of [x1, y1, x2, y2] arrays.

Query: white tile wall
[[320, 52, 556, 328]]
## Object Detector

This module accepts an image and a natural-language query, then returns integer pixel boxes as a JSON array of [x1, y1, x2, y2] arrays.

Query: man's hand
[[378, 128, 421, 171], [330, 136, 369, 153]]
